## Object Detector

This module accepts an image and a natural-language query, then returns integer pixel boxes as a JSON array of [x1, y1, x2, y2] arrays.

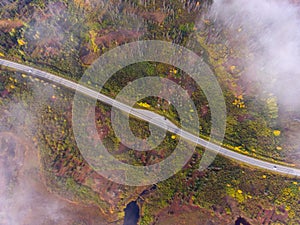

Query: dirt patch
[[0, 19, 24, 32], [95, 30, 142, 48], [154, 204, 230, 225], [141, 12, 166, 24]]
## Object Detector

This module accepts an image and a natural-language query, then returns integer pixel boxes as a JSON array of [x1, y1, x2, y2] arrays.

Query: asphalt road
[[1, 58, 300, 177]]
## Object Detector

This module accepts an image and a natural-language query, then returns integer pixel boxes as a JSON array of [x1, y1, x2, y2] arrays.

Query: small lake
[[235, 217, 250, 225], [123, 201, 140, 225]]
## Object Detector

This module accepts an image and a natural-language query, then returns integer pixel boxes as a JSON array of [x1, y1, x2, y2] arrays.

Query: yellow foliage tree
[[273, 130, 281, 136], [137, 102, 151, 109], [89, 30, 99, 53], [17, 39, 26, 46]]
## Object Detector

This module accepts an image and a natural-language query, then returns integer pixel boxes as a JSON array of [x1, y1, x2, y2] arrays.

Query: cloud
[[0, 79, 65, 225], [209, 0, 300, 111]]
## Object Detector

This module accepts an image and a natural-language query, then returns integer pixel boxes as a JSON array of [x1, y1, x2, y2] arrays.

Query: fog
[[0, 79, 107, 225], [209, 0, 300, 111], [0, 80, 65, 225]]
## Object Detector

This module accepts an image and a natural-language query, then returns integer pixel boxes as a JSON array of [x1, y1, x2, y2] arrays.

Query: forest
[[0, 0, 299, 224]]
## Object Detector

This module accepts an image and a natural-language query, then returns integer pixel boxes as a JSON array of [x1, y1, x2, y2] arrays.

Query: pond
[[123, 201, 140, 225], [235, 216, 250, 225]]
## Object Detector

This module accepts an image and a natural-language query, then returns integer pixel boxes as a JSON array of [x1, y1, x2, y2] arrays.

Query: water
[[123, 201, 140, 225], [235, 217, 250, 225]]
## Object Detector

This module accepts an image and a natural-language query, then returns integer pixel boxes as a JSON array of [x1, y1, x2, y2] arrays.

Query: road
[[1, 58, 300, 177]]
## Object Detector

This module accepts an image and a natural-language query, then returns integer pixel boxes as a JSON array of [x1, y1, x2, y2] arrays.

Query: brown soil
[[0, 19, 24, 32], [141, 12, 166, 24]]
